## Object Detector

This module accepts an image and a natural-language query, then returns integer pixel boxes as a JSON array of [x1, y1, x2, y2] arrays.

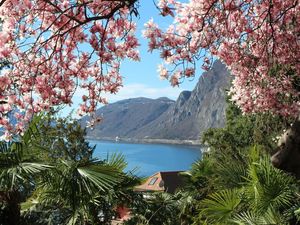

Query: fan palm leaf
[[106, 153, 128, 171], [232, 208, 289, 225], [244, 155, 296, 213], [25, 156, 126, 224], [200, 189, 242, 224], [215, 160, 247, 189], [0, 141, 51, 190]]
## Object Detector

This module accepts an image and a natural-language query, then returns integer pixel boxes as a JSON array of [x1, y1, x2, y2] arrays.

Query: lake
[[89, 140, 202, 177]]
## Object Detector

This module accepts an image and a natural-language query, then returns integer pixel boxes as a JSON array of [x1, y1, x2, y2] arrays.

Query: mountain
[[80, 97, 175, 138], [135, 60, 230, 140], [81, 60, 231, 142]]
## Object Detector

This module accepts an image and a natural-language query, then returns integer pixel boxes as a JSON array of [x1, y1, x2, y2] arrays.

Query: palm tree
[[125, 191, 183, 225], [0, 114, 141, 225], [19, 116, 140, 225], [197, 146, 299, 225], [29, 154, 129, 224], [0, 116, 52, 225]]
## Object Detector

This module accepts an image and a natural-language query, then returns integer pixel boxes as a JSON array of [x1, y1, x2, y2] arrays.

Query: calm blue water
[[89, 140, 202, 177]]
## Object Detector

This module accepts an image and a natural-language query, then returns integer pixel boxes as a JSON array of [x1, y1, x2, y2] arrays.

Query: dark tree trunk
[[271, 119, 300, 178], [0, 190, 21, 225]]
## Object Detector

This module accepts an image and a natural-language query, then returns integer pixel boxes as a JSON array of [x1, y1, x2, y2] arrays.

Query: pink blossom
[[145, 0, 300, 117], [0, 0, 140, 138]]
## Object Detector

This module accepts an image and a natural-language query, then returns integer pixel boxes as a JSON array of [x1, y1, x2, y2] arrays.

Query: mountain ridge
[[81, 61, 231, 143]]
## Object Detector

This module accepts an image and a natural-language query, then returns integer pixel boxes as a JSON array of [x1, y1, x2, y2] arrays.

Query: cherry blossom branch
[[144, 0, 300, 117], [0, 0, 140, 140]]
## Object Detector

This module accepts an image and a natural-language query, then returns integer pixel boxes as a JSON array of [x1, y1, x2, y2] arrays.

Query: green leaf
[[200, 189, 242, 223]]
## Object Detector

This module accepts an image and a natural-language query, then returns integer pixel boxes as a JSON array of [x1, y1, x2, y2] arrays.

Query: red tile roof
[[134, 171, 184, 194]]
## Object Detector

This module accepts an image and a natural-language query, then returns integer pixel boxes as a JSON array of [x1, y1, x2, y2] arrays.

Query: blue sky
[[112, 0, 199, 100], [65, 0, 201, 116]]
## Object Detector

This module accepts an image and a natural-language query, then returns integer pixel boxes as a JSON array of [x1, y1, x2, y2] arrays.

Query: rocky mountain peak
[[81, 60, 231, 142]]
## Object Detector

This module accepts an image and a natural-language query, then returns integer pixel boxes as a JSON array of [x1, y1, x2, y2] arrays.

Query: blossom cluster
[[144, 0, 300, 117], [0, 0, 139, 140]]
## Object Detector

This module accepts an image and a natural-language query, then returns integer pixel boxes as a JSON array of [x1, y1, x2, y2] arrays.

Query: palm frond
[[245, 155, 296, 213], [295, 206, 300, 221], [215, 161, 247, 189], [106, 153, 128, 171], [66, 210, 81, 225], [232, 211, 262, 225], [0, 139, 51, 190], [232, 211, 268, 225], [19, 162, 52, 175], [78, 162, 123, 191], [232, 208, 289, 225], [200, 189, 242, 223], [21, 190, 41, 212], [22, 114, 43, 146]]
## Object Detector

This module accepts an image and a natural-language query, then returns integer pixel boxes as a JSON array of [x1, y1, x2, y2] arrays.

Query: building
[[134, 171, 185, 194], [112, 171, 185, 224]]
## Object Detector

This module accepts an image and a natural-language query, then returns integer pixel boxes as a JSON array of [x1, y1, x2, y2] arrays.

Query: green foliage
[[245, 158, 295, 213], [26, 158, 126, 224], [0, 114, 141, 225], [127, 98, 298, 225], [202, 99, 290, 155], [0, 115, 52, 225], [37, 114, 95, 162], [232, 209, 287, 225], [1, 97, 295, 225], [180, 98, 299, 224], [0, 116, 50, 190], [193, 146, 300, 225], [200, 189, 242, 224], [125, 191, 182, 225]]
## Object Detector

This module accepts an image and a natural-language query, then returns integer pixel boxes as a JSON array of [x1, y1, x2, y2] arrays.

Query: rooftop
[[134, 171, 185, 194]]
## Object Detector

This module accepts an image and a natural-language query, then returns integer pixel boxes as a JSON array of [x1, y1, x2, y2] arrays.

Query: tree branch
[[0, 0, 6, 7]]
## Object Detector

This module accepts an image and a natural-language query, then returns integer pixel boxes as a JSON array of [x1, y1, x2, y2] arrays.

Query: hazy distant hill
[[81, 61, 231, 141], [80, 97, 175, 138]]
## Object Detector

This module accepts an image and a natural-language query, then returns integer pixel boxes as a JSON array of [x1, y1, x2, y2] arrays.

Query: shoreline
[[85, 136, 202, 147]]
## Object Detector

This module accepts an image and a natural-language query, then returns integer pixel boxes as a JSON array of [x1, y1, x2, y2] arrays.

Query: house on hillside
[[112, 171, 184, 224], [134, 171, 185, 194]]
